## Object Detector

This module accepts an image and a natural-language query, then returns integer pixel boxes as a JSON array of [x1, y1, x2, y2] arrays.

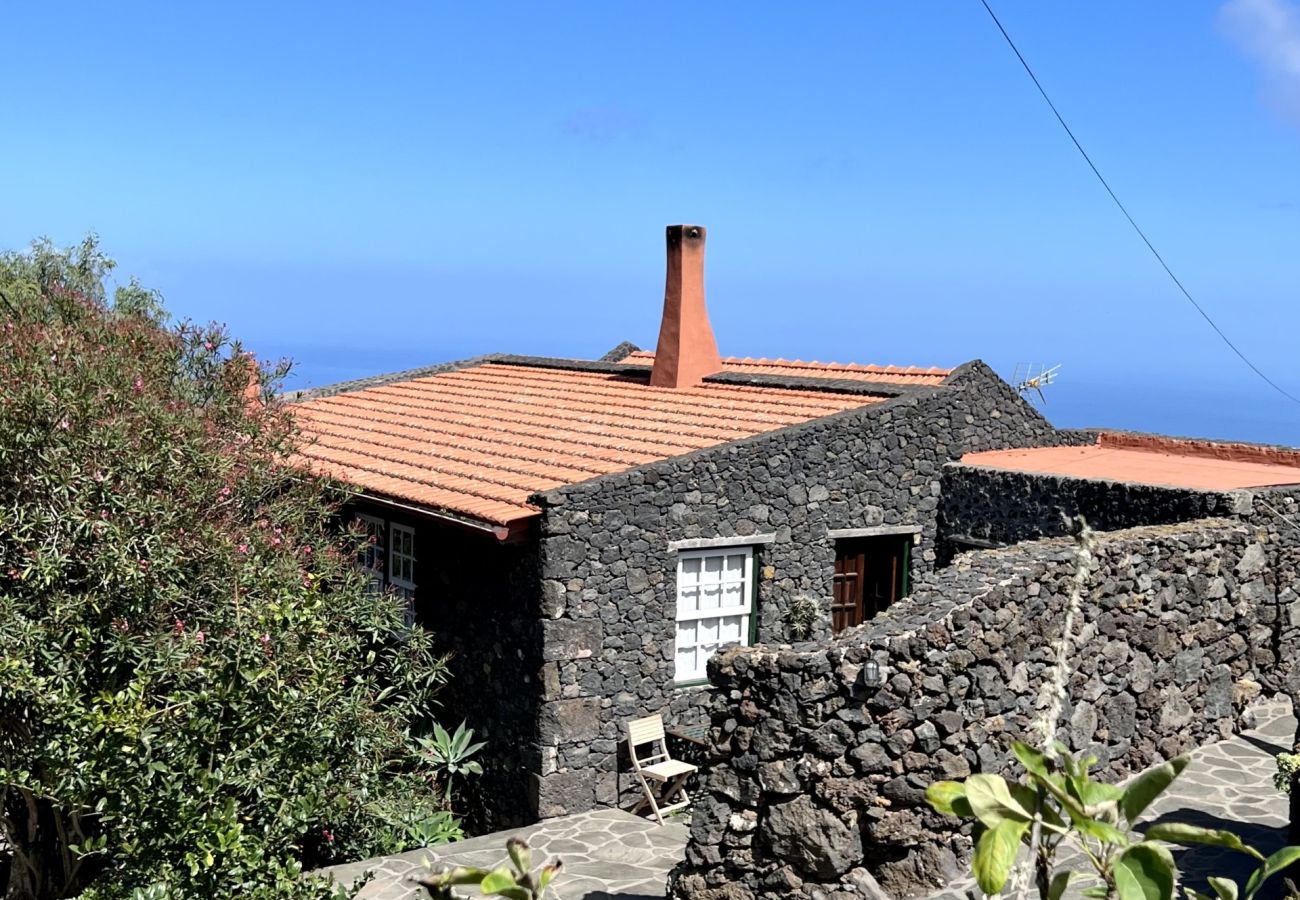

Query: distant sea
[[270, 343, 1300, 450]]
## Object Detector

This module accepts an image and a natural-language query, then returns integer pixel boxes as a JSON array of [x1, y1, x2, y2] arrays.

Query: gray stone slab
[[321, 809, 686, 899]]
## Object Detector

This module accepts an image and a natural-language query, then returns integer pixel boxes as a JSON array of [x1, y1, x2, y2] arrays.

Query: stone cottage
[[289, 224, 1071, 827]]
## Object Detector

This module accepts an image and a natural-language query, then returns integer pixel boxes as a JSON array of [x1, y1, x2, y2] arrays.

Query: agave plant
[[418, 721, 487, 781]]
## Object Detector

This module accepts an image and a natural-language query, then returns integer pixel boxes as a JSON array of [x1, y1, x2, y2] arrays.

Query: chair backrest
[[627, 715, 669, 769]]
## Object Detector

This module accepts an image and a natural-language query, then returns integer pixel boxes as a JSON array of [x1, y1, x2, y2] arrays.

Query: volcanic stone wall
[[527, 363, 1066, 819], [412, 521, 543, 834], [668, 505, 1300, 900], [937, 464, 1247, 561]]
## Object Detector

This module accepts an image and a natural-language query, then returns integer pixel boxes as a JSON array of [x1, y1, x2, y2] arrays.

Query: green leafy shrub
[[1275, 753, 1300, 795], [417, 838, 560, 900], [928, 741, 1300, 900], [0, 237, 462, 898]]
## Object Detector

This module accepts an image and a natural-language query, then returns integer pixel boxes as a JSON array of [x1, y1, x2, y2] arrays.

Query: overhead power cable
[[978, 0, 1300, 407]]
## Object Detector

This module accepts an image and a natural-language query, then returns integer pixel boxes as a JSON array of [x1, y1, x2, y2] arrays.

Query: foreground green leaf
[[965, 774, 1033, 827], [1120, 755, 1190, 824], [1114, 843, 1176, 900], [925, 781, 969, 817], [1144, 824, 1265, 861], [1207, 875, 1239, 900], [1243, 845, 1300, 899], [972, 818, 1030, 895]]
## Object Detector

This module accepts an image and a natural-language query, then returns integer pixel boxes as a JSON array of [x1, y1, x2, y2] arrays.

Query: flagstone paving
[[324, 699, 1297, 900], [320, 808, 689, 900]]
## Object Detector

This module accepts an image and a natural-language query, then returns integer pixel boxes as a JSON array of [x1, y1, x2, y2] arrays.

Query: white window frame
[[389, 522, 417, 625], [356, 514, 387, 594], [673, 546, 755, 685]]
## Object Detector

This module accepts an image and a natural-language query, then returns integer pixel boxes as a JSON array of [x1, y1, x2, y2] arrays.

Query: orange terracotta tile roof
[[960, 432, 1300, 492], [619, 350, 952, 385], [291, 362, 883, 528]]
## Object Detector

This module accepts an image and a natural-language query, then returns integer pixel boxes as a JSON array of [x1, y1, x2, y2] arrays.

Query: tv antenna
[[1012, 363, 1060, 405]]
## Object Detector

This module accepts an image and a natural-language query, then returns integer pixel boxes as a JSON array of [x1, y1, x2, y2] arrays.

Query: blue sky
[[3, 2, 1299, 443]]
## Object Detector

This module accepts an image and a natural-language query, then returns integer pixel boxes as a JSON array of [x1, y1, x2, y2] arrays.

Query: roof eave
[[349, 490, 538, 543]]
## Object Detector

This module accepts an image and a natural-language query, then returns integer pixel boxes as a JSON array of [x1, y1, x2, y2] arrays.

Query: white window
[[674, 547, 754, 684], [356, 514, 387, 594], [389, 522, 417, 603]]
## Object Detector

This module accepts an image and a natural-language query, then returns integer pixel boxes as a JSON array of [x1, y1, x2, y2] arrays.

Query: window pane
[[699, 616, 719, 643], [703, 555, 723, 582], [701, 584, 721, 610], [720, 615, 744, 643], [676, 645, 698, 679], [677, 620, 697, 647], [721, 582, 744, 610], [678, 587, 700, 614], [680, 557, 701, 582], [725, 553, 746, 576]]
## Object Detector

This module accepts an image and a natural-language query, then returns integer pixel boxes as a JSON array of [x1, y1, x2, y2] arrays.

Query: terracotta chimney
[[650, 224, 722, 389]]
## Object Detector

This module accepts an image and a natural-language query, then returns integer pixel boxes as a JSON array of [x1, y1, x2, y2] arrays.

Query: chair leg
[[666, 774, 691, 812], [634, 771, 664, 825]]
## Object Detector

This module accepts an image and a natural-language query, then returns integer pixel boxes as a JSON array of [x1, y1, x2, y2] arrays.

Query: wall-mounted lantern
[[861, 656, 886, 690]]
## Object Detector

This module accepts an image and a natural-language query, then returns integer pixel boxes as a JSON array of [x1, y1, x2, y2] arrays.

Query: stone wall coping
[[667, 533, 778, 551], [826, 525, 921, 540]]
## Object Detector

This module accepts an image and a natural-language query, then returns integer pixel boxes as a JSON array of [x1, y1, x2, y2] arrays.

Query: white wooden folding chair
[[627, 714, 698, 825]]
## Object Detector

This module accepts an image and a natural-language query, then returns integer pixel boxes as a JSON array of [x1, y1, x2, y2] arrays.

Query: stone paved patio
[[929, 697, 1297, 900], [324, 699, 1297, 900], [320, 808, 689, 900]]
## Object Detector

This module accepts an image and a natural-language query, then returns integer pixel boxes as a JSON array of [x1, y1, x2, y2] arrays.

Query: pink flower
[[218, 486, 232, 499], [195, 630, 206, 643], [238, 544, 249, 554], [322, 828, 335, 843], [133, 377, 144, 394], [173, 619, 185, 635]]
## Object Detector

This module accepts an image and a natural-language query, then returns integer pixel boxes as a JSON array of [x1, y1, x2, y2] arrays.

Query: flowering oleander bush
[[0, 237, 458, 899]]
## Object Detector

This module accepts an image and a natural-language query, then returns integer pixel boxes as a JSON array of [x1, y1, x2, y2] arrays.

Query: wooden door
[[831, 545, 865, 633], [832, 536, 910, 633]]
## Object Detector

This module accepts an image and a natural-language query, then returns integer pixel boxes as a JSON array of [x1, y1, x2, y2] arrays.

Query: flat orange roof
[[292, 361, 882, 529], [960, 433, 1300, 492]]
